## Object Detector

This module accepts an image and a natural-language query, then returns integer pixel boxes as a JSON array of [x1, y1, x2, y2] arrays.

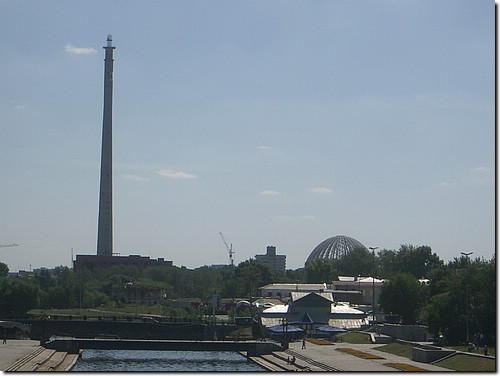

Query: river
[[71, 349, 266, 372]]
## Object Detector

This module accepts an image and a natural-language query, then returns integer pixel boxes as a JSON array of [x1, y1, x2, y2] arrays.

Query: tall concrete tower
[[97, 35, 115, 256]]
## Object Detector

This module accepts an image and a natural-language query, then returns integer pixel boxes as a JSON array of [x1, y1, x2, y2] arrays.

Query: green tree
[[305, 259, 337, 283], [425, 255, 496, 345], [396, 244, 443, 278], [377, 249, 398, 277], [337, 247, 373, 276], [234, 259, 274, 298], [377, 245, 443, 278], [379, 273, 428, 324], [285, 268, 306, 283], [35, 268, 55, 291], [0, 262, 9, 277], [0, 277, 39, 317]]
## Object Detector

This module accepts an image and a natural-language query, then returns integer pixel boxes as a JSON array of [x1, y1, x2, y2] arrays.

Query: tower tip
[[107, 35, 112, 47]]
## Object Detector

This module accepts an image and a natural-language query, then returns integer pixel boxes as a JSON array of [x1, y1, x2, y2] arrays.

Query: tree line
[[0, 244, 495, 345]]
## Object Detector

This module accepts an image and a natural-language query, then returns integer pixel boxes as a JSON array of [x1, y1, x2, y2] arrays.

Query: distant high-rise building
[[255, 246, 286, 271], [97, 36, 115, 256]]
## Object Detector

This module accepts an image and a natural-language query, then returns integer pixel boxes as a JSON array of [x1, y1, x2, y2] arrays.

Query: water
[[72, 349, 266, 372]]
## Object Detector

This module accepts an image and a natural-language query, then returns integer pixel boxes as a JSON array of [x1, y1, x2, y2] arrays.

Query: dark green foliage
[[379, 273, 428, 324], [378, 244, 443, 278], [234, 259, 275, 298], [305, 258, 337, 282], [0, 262, 9, 277], [422, 255, 496, 345], [336, 247, 373, 276], [0, 277, 39, 317]]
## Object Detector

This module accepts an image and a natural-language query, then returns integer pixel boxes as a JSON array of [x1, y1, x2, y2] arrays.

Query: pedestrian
[[2, 330, 6, 344], [302, 338, 306, 349], [484, 345, 488, 356]]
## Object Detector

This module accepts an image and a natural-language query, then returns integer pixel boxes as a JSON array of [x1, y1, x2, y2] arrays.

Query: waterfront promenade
[[0, 340, 40, 370], [278, 339, 450, 372], [0, 338, 452, 372]]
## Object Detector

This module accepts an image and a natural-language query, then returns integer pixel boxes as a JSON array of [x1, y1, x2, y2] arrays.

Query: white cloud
[[64, 43, 97, 55], [277, 215, 316, 220], [257, 145, 272, 150], [308, 187, 333, 194], [475, 166, 489, 172], [157, 169, 197, 179], [300, 215, 316, 220], [122, 174, 149, 182], [260, 190, 280, 196]]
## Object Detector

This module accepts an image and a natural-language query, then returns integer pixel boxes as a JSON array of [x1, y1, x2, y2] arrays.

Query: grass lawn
[[375, 342, 496, 372], [29, 307, 151, 318], [434, 353, 496, 372], [447, 345, 495, 358], [28, 304, 189, 319], [339, 331, 372, 344], [375, 342, 413, 359]]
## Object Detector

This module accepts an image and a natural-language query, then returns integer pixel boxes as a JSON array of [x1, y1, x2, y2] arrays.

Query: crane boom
[[219, 232, 235, 266], [0, 243, 18, 248]]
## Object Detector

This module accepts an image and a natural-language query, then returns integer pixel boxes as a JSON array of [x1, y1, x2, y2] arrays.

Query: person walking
[[2, 329, 6, 344], [302, 337, 306, 349]]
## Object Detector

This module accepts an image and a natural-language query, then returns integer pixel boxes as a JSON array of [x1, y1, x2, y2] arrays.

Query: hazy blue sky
[[1, 0, 494, 271]]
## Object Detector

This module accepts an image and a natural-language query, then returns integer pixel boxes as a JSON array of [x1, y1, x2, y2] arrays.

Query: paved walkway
[[286, 340, 449, 372], [0, 340, 41, 371]]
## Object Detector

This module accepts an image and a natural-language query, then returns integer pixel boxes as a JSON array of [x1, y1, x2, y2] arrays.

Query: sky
[[0, 0, 495, 271]]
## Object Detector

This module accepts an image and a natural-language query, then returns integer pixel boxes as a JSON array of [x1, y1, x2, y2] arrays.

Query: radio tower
[[97, 35, 115, 256]]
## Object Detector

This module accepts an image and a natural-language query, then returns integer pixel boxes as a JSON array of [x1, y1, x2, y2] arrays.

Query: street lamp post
[[280, 317, 288, 349], [369, 246, 379, 323], [461, 251, 473, 344], [358, 275, 361, 304]]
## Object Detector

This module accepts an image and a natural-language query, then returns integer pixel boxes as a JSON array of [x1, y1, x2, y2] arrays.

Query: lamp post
[[369, 247, 378, 323], [461, 251, 473, 344], [280, 317, 288, 349], [358, 274, 361, 304]]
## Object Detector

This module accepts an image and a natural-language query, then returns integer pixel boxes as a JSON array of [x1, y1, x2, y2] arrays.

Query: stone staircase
[[5, 347, 81, 372], [286, 349, 340, 372]]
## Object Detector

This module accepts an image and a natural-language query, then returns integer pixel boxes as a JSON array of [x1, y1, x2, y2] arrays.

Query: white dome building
[[306, 235, 367, 263]]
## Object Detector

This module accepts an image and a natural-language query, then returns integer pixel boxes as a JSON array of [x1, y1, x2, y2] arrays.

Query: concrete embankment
[[0, 340, 80, 372]]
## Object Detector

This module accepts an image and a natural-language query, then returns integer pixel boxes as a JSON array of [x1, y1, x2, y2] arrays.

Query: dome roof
[[306, 235, 367, 263]]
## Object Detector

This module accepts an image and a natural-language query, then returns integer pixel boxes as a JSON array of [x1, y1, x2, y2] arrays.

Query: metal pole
[[369, 247, 378, 323], [461, 252, 473, 344]]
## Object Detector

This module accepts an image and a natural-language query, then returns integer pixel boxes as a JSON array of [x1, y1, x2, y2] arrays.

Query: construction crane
[[219, 232, 235, 266], [0, 243, 18, 248]]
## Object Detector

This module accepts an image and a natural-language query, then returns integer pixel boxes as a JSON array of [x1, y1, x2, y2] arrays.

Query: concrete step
[[261, 354, 302, 371], [53, 352, 82, 371], [248, 356, 285, 371], [36, 351, 67, 371], [286, 349, 339, 372], [15, 349, 56, 372], [4, 347, 45, 372], [272, 351, 318, 371]]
